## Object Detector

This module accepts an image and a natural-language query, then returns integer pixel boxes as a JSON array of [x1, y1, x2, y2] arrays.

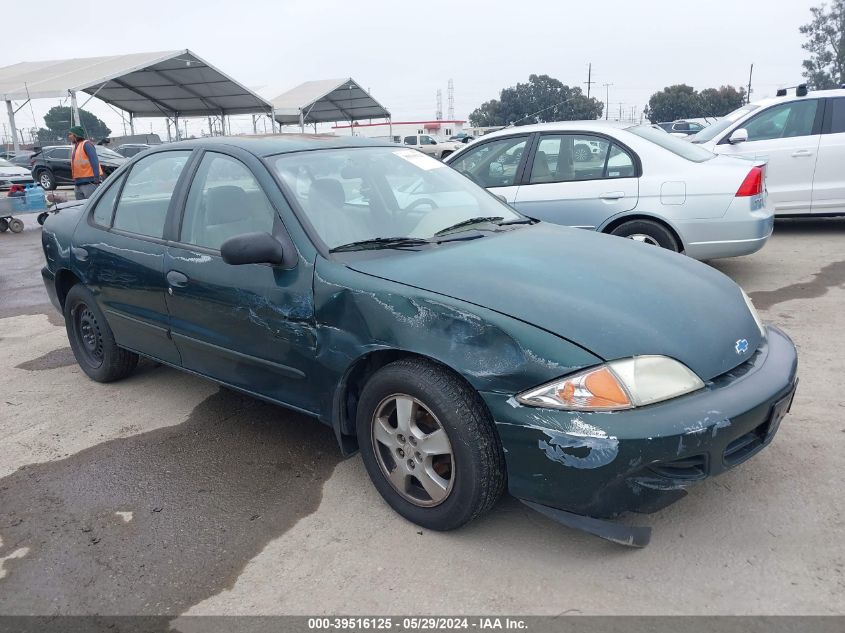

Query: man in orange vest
[[67, 125, 103, 200]]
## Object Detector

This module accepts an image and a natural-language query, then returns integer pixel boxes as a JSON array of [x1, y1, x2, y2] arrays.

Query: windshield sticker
[[393, 149, 443, 170]]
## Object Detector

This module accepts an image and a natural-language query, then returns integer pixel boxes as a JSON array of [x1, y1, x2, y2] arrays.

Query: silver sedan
[[444, 121, 773, 259]]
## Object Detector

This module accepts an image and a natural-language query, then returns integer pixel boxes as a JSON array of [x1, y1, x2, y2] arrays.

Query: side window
[[605, 144, 636, 178], [112, 151, 191, 238], [449, 136, 528, 188], [829, 98, 845, 134], [743, 100, 819, 142], [49, 148, 71, 160], [529, 134, 618, 184], [404, 136, 417, 145], [91, 173, 127, 227], [180, 152, 276, 251], [420, 135, 434, 145]]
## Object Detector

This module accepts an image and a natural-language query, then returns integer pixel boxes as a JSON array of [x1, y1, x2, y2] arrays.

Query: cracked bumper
[[481, 325, 798, 518]]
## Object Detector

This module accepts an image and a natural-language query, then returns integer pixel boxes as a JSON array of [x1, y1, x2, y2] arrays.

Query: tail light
[[736, 166, 764, 197]]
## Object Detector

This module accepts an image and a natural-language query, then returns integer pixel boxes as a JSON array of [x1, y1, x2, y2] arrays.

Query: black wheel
[[573, 145, 591, 162], [356, 358, 505, 531], [37, 212, 48, 226], [37, 169, 56, 190], [64, 284, 139, 382], [8, 217, 23, 233], [440, 150, 453, 160], [610, 219, 679, 252], [0, 218, 8, 232]]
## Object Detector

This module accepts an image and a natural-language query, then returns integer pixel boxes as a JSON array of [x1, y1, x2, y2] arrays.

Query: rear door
[[716, 98, 822, 215], [48, 147, 72, 183], [811, 97, 845, 215], [447, 134, 531, 204], [512, 133, 638, 229], [72, 149, 193, 364], [164, 148, 320, 413]]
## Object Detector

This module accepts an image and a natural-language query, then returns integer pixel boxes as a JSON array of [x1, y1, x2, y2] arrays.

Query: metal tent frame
[[271, 78, 391, 133], [0, 49, 276, 151]]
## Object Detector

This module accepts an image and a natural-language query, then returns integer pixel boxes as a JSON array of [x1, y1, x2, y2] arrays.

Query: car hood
[[346, 224, 762, 381], [0, 165, 31, 176]]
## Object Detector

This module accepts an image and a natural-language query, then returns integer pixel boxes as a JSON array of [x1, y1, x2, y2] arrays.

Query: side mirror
[[729, 128, 748, 144], [429, 139, 438, 145], [220, 232, 284, 266]]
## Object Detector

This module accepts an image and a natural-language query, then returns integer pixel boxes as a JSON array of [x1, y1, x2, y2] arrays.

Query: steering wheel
[[404, 197, 439, 211]]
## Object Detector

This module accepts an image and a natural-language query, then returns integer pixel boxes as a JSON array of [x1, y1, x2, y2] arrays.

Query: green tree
[[36, 106, 111, 144], [469, 74, 603, 127], [698, 85, 747, 118], [800, 0, 845, 89], [644, 84, 701, 123]]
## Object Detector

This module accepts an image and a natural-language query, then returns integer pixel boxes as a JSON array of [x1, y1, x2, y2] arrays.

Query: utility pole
[[585, 63, 594, 98], [746, 63, 754, 104], [603, 83, 613, 120]]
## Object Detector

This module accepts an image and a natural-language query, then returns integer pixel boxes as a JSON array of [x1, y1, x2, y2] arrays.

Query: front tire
[[610, 219, 679, 252], [356, 358, 505, 531], [0, 218, 7, 232], [37, 169, 56, 190], [8, 217, 23, 233], [64, 284, 139, 382]]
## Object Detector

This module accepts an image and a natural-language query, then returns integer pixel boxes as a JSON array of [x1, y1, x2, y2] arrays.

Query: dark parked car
[[115, 143, 154, 158], [657, 120, 707, 136], [40, 136, 797, 545], [9, 151, 35, 167], [30, 144, 126, 190]]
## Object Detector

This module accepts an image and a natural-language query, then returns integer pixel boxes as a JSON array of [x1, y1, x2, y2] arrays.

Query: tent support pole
[[166, 119, 172, 143], [5, 100, 19, 153], [299, 110, 304, 133], [70, 91, 80, 127], [129, 112, 135, 135], [174, 115, 180, 141]]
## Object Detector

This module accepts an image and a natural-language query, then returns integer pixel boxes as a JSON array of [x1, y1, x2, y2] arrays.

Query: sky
[[2, 0, 823, 142]]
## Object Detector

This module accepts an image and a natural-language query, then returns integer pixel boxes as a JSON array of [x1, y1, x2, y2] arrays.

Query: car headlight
[[516, 356, 704, 411], [741, 289, 765, 337]]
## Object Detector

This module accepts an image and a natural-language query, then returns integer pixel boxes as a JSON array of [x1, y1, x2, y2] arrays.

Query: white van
[[690, 87, 845, 216]]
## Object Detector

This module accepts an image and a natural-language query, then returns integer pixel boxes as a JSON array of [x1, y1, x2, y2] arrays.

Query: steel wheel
[[8, 218, 23, 233], [73, 304, 105, 368], [628, 233, 660, 246], [371, 394, 455, 507]]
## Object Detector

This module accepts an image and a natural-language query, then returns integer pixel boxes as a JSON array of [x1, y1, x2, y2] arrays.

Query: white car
[[690, 87, 845, 216], [401, 134, 464, 160], [0, 158, 34, 189], [443, 121, 774, 260]]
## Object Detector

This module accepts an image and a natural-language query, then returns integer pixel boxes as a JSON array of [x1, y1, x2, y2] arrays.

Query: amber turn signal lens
[[554, 366, 631, 409]]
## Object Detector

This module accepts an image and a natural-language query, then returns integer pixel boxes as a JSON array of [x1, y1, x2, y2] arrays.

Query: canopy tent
[[0, 49, 275, 150], [272, 78, 390, 131]]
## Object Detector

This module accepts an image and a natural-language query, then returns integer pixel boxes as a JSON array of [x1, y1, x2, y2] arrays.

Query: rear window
[[626, 125, 716, 162]]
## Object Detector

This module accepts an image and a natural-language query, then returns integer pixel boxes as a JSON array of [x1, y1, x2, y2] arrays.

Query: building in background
[[331, 119, 467, 141]]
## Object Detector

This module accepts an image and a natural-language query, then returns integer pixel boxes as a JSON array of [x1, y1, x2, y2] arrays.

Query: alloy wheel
[[371, 394, 455, 507], [628, 233, 660, 246]]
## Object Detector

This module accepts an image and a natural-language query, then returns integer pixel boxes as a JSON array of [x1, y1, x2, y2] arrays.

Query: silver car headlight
[[516, 356, 705, 411], [741, 289, 765, 337]]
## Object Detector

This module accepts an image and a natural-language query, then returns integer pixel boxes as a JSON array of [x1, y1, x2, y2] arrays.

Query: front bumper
[[482, 325, 798, 518]]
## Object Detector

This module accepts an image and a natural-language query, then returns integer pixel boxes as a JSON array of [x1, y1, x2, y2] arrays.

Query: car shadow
[[0, 386, 341, 616]]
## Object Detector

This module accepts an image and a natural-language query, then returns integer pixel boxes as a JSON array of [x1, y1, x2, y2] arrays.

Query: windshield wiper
[[329, 236, 431, 253], [434, 216, 504, 237]]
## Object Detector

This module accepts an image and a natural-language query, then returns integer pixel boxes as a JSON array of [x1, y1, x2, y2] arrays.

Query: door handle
[[166, 270, 189, 288], [791, 150, 813, 157], [71, 247, 88, 261], [599, 191, 625, 200]]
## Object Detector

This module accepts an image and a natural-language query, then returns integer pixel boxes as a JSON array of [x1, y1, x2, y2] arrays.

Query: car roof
[[162, 134, 395, 157], [753, 87, 845, 108], [473, 120, 634, 140]]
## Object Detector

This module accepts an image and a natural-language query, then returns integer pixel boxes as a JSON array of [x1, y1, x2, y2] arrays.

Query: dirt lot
[[0, 213, 843, 617]]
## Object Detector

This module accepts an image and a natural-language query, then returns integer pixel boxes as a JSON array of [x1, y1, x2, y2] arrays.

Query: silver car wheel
[[39, 173, 51, 188], [371, 394, 455, 507], [628, 233, 660, 246]]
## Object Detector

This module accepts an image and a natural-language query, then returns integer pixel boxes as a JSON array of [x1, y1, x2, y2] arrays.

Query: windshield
[[626, 125, 715, 162], [273, 147, 522, 250], [689, 104, 759, 143]]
